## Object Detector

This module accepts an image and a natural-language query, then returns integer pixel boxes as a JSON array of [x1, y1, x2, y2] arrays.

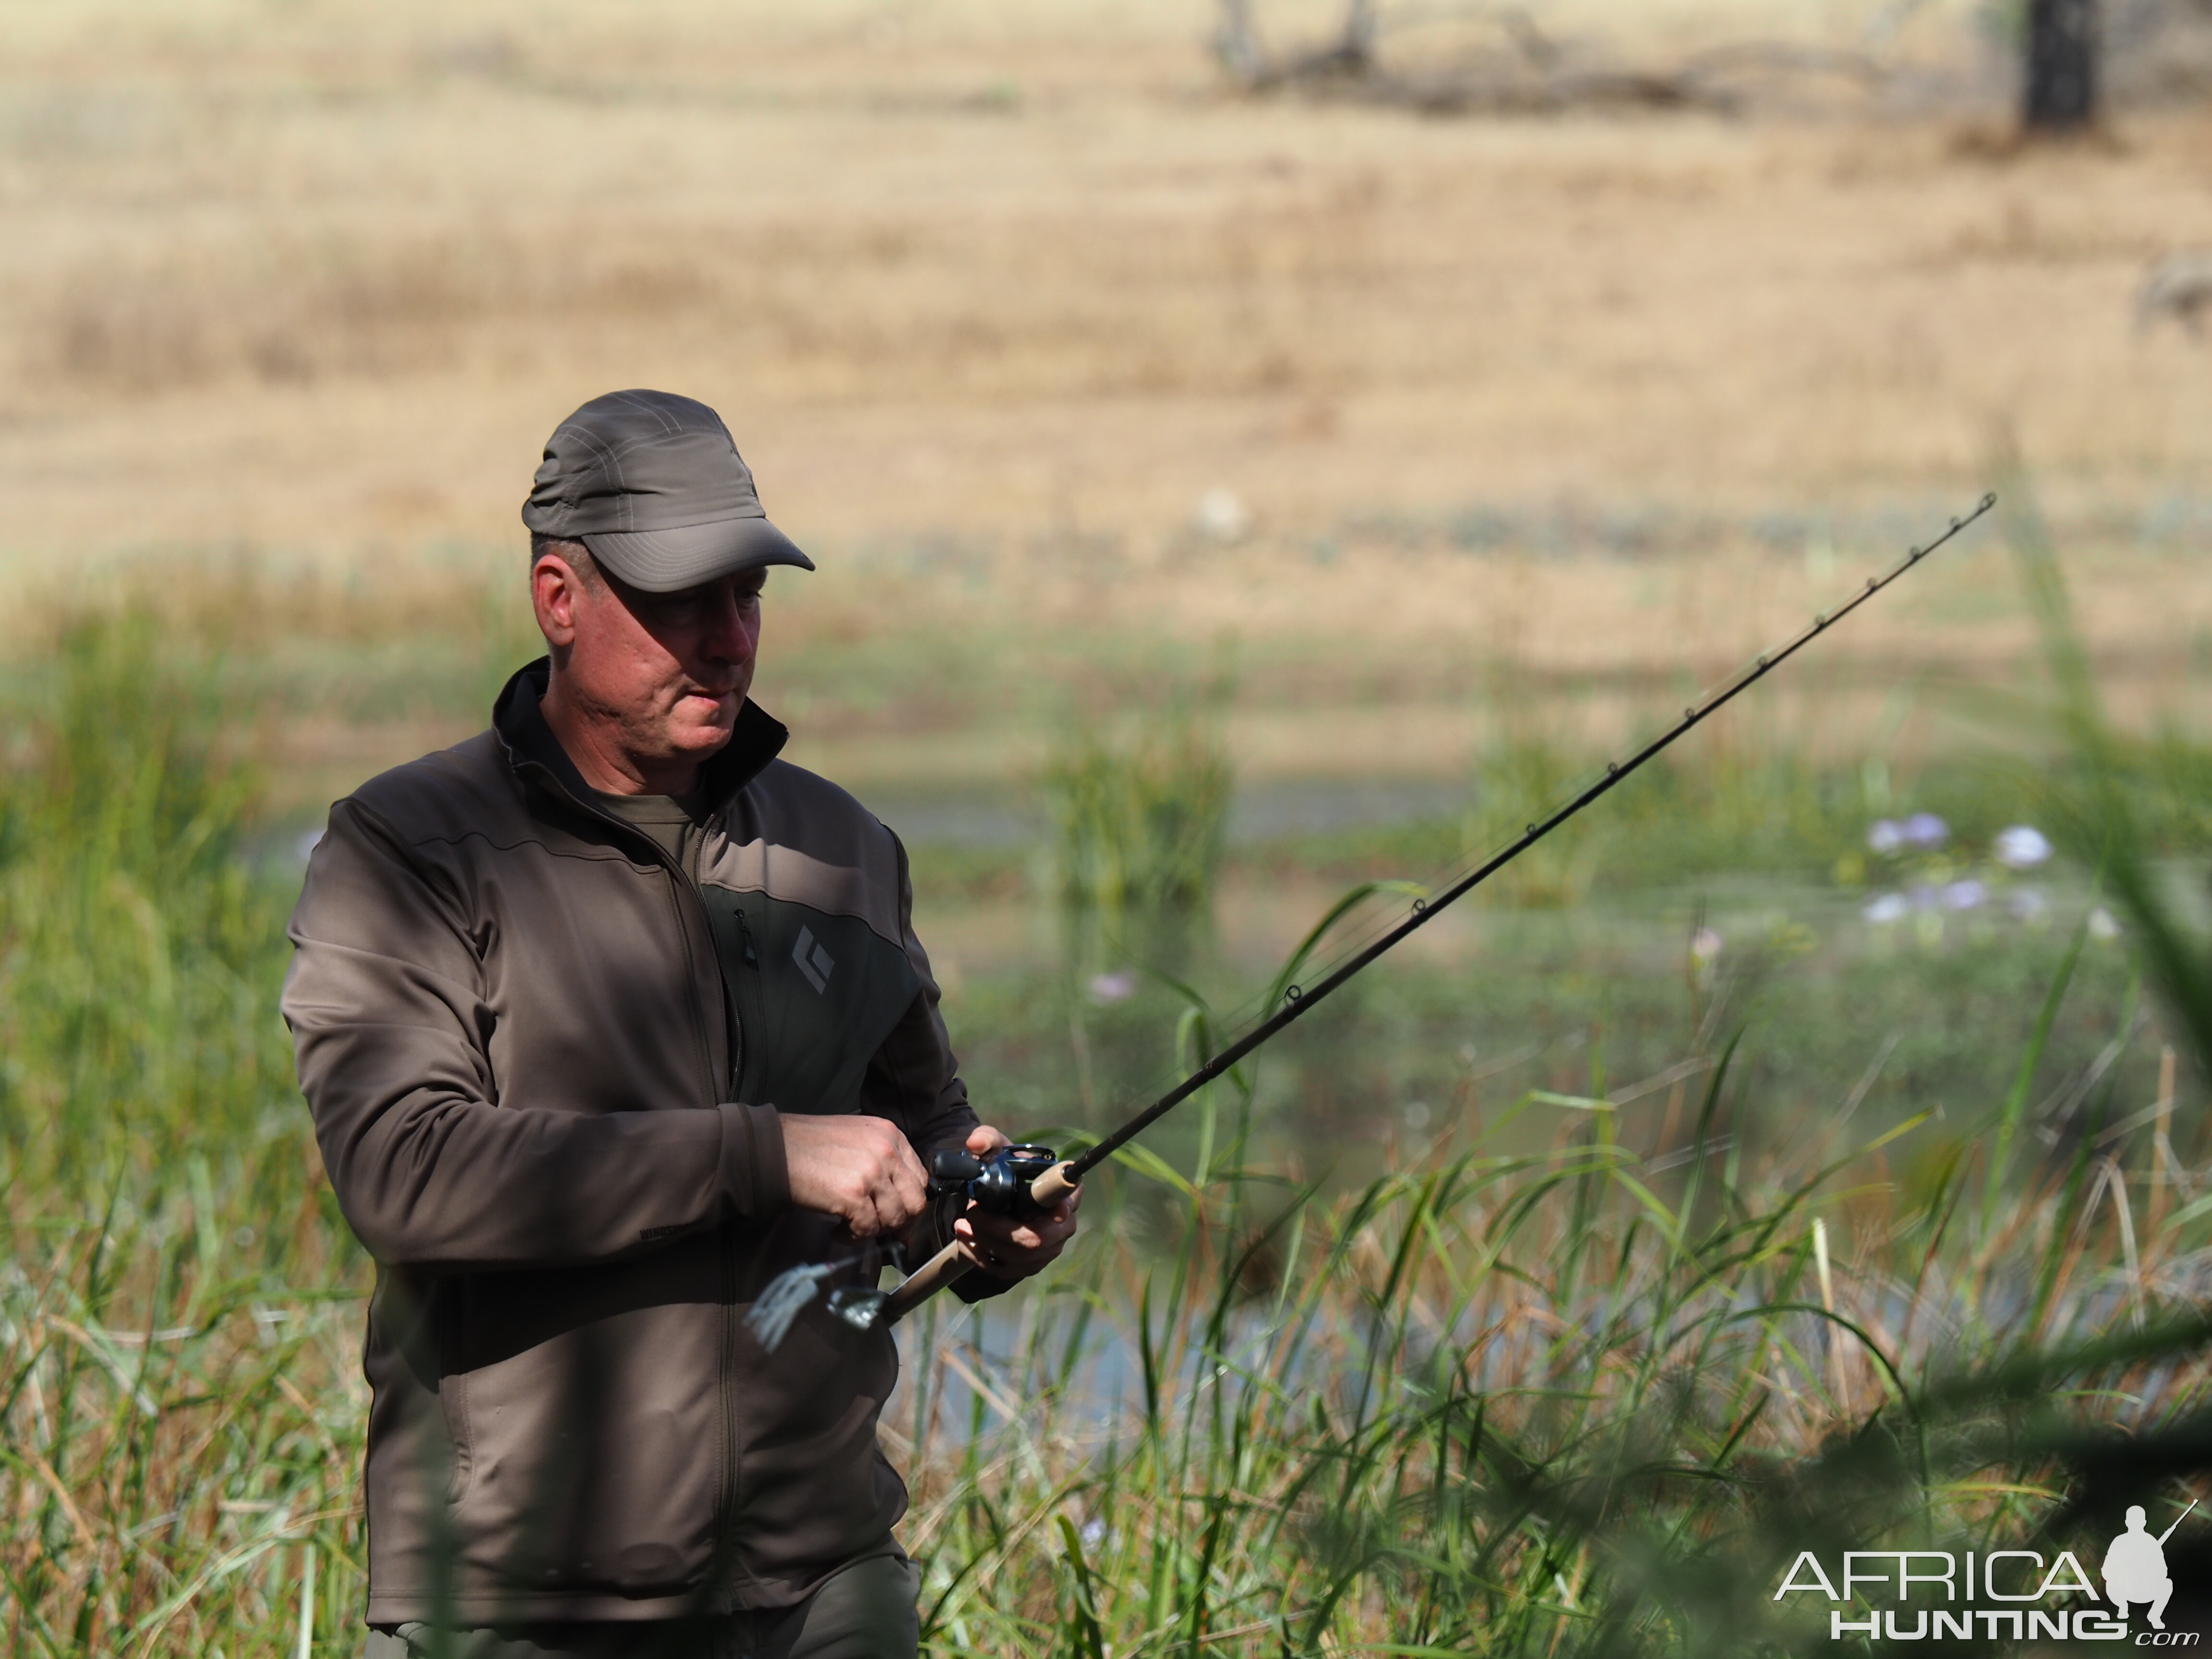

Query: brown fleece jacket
[[284, 660, 998, 1625]]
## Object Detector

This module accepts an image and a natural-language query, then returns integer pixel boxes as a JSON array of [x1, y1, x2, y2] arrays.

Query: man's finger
[[891, 1175, 926, 1225], [1030, 1198, 1077, 1234], [950, 1170, 1082, 1276], [893, 1148, 928, 1210], [853, 1135, 924, 1230], [969, 1198, 1077, 1245], [860, 1185, 898, 1235], [890, 1140, 926, 1194]]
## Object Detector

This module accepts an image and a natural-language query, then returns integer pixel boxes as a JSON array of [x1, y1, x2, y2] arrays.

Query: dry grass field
[[7, 0, 2212, 788]]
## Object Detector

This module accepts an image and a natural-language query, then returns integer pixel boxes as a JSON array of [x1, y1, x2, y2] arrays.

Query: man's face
[[533, 552, 766, 777]]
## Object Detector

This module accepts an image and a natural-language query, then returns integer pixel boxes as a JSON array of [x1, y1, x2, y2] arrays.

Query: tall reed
[[896, 1005, 2209, 1653], [1042, 697, 1233, 924], [891, 504, 2212, 1655], [0, 612, 366, 1658]]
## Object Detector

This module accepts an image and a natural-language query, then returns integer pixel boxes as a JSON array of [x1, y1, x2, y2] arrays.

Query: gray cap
[[521, 389, 815, 591]]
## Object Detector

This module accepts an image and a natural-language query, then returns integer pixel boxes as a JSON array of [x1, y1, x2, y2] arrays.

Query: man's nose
[[703, 585, 754, 661]]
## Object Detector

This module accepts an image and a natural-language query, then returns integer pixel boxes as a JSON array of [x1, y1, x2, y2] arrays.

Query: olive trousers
[[362, 1557, 920, 1659]]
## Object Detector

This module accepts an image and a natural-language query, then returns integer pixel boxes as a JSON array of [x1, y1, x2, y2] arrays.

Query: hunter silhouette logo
[[2106, 1501, 2196, 1631]]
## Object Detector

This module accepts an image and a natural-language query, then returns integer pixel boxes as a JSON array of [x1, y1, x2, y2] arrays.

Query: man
[[2104, 1505, 2175, 1631], [284, 389, 1079, 1659]]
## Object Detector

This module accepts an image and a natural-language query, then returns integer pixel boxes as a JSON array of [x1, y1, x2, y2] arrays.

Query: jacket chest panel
[[696, 886, 918, 1114], [471, 845, 721, 1115]]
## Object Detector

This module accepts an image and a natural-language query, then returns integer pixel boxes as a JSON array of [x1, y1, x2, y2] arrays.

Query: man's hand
[[781, 1114, 929, 1237], [954, 1125, 1082, 1281]]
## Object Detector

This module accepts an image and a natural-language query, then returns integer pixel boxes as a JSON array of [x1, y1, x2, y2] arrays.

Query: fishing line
[[1057, 495, 1998, 1153], [1046, 495, 1996, 1187], [751, 494, 1996, 1342]]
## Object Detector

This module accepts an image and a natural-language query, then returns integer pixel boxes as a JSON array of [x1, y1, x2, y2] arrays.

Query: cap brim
[[582, 516, 815, 593]]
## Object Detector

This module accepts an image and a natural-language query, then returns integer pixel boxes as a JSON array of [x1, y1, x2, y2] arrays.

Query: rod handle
[[881, 1242, 969, 1322], [881, 1161, 1080, 1323], [1030, 1161, 1079, 1207]]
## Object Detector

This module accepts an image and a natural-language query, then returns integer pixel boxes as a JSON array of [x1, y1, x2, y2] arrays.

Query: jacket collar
[[491, 657, 790, 817]]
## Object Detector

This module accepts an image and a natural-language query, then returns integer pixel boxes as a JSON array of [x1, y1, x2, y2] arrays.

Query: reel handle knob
[[928, 1148, 984, 1190]]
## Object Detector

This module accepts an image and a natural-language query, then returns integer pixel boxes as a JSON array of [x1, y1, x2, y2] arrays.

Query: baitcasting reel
[[929, 1143, 1060, 1217], [808, 1145, 1061, 1336]]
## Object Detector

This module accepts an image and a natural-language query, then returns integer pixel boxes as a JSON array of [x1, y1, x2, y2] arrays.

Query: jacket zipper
[[632, 846, 757, 1604], [653, 855, 747, 1607], [730, 909, 767, 1107], [534, 778, 742, 1597], [640, 854, 745, 1600], [720, 907, 761, 1606], [657, 874, 722, 1107], [502, 737, 762, 1607], [718, 1223, 741, 1608]]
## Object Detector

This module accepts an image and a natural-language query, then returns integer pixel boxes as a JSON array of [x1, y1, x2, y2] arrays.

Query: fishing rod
[[750, 493, 1996, 1349]]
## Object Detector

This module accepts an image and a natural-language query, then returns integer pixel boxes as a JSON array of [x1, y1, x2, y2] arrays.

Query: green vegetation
[[0, 611, 361, 1656], [1042, 684, 1234, 922], [902, 503, 2212, 1654], [0, 523, 2205, 1655], [901, 1068, 2210, 1655]]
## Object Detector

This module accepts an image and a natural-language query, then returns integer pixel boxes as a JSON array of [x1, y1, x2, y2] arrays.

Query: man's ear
[[532, 554, 586, 649]]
